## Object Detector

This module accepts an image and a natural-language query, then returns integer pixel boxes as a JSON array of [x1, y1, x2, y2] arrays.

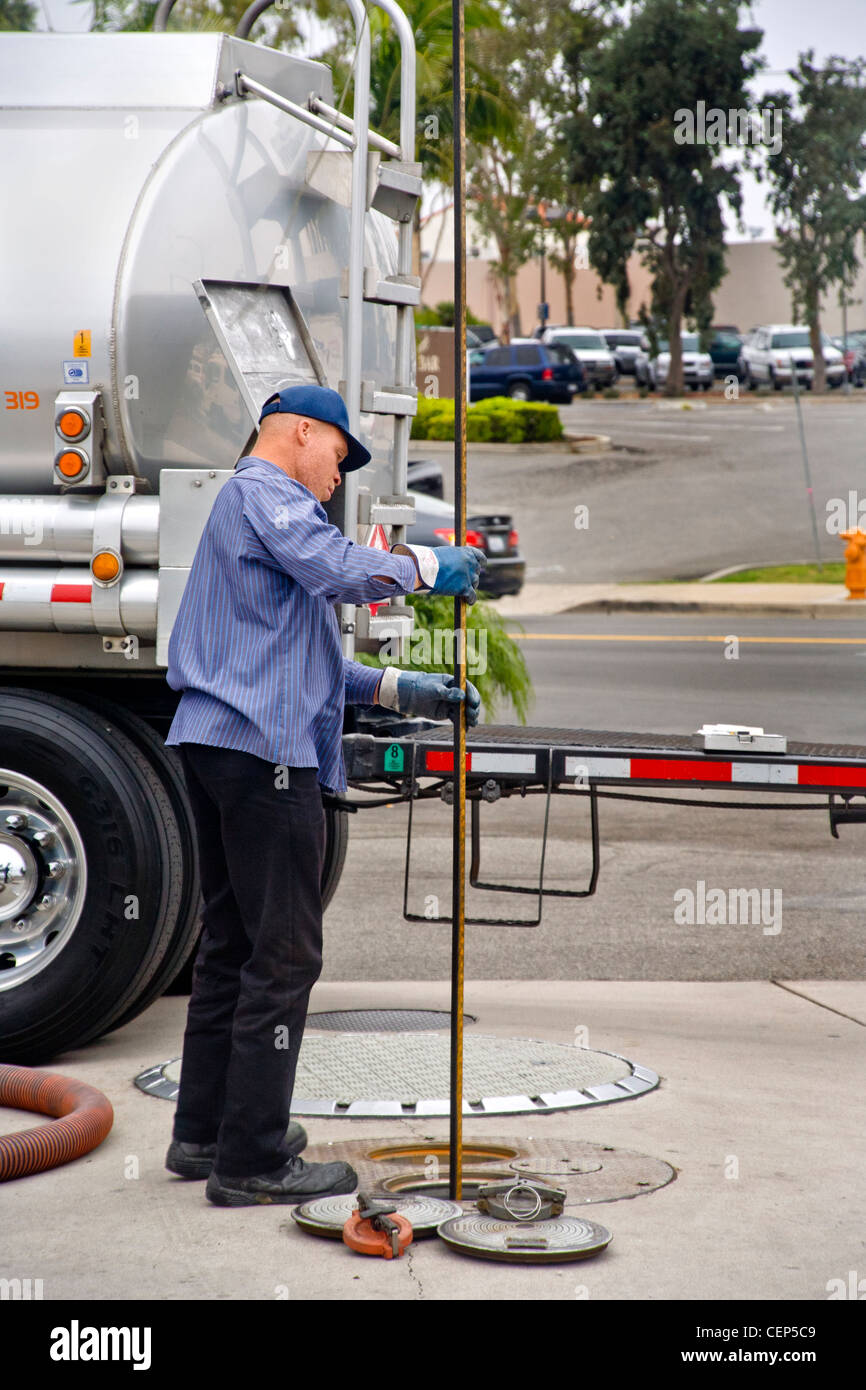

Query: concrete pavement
[[488, 581, 863, 618], [2, 979, 863, 1301]]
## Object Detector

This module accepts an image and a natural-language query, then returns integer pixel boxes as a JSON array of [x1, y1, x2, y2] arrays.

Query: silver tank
[[0, 32, 400, 495]]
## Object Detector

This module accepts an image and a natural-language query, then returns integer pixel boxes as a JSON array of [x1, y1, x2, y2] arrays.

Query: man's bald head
[[249, 411, 348, 503]]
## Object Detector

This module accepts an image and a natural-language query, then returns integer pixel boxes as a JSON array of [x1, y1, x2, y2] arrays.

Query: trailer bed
[[344, 725, 866, 795]]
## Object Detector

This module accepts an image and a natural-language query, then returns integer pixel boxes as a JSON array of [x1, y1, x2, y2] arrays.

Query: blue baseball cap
[[258, 384, 371, 471]]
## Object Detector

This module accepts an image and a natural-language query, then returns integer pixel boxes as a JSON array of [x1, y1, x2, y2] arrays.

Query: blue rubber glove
[[430, 545, 487, 604], [389, 671, 481, 725]]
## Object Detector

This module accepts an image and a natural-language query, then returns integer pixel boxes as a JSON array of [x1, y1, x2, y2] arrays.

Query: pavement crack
[[405, 1241, 424, 1299], [770, 979, 865, 1027]]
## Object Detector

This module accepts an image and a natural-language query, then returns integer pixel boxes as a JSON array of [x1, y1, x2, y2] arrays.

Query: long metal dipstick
[[449, 0, 467, 1203]]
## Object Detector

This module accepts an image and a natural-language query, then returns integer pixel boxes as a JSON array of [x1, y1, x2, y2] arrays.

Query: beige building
[[418, 203, 866, 337]]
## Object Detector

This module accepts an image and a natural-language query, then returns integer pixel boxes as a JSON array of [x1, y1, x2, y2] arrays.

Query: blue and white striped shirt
[[165, 455, 419, 793]]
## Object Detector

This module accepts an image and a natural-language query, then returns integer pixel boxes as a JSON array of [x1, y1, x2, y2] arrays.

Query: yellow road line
[[504, 633, 866, 645]]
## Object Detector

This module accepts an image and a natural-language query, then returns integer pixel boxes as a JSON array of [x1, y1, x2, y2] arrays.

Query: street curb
[[410, 435, 610, 454], [561, 599, 866, 619]]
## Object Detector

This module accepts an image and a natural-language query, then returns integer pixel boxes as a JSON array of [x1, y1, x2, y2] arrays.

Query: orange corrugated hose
[[0, 1065, 113, 1181]]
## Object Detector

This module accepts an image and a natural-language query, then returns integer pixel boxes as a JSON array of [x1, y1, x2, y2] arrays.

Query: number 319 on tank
[[4, 391, 40, 409]]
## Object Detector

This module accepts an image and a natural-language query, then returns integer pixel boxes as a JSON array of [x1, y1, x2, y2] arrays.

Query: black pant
[[172, 744, 325, 1177]]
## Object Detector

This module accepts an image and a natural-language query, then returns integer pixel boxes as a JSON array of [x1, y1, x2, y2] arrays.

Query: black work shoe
[[205, 1155, 358, 1207], [166, 1122, 308, 1180]]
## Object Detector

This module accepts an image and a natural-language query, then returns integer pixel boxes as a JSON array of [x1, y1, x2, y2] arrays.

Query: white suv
[[635, 332, 714, 390], [540, 327, 618, 386], [739, 324, 846, 390]]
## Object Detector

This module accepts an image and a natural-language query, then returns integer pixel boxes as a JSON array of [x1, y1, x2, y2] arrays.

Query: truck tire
[[321, 802, 349, 911], [71, 696, 204, 1026], [0, 690, 184, 1062], [160, 784, 350, 998]]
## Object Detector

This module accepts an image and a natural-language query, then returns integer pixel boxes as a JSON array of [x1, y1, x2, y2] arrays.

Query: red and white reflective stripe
[[365, 523, 390, 619], [50, 583, 92, 603], [426, 750, 537, 774], [564, 754, 866, 789], [0, 575, 92, 604]]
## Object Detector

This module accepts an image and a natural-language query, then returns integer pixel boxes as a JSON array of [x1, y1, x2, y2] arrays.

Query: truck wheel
[[71, 696, 204, 1023], [321, 803, 349, 910], [0, 690, 184, 1062], [507, 381, 532, 401], [162, 788, 350, 998]]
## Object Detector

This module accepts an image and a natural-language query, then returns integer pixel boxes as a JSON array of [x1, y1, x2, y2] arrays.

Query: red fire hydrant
[[840, 528, 866, 600]]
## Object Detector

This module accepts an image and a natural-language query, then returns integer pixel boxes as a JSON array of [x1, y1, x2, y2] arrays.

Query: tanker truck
[[0, 7, 422, 1061]]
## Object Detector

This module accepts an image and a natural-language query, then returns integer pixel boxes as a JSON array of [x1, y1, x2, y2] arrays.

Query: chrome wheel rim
[[0, 769, 87, 990]]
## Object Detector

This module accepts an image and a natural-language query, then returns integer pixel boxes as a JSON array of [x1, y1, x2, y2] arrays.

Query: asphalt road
[[501, 612, 866, 743], [448, 395, 866, 582], [328, 411, 866, 982], [325, 613, 866, 983]]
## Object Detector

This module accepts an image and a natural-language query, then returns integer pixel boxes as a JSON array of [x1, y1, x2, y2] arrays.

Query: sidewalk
[[2, 979, 863, 1301], [489, 582, 865, 619]]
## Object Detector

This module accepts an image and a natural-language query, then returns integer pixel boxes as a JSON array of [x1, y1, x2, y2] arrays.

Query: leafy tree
[[467, 0, 608, 338], [762, 53, 866, 393], [564, 0, 762, 392], [314, 0, 515, 280], [0, 0, 39, 29], [82, 0, 303, 42]]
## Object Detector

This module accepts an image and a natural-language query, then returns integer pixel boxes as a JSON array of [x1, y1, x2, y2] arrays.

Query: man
[[163, 383, 484, 1207]]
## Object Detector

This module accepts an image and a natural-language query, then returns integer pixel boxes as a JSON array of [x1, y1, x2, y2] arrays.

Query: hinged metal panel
[[193, 278, 328, 429]]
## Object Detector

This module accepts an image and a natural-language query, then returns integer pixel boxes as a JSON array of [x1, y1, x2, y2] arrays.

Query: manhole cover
[[301, 1137, 675, 1206], [307, 1010, 475, 1032], [437, 1214, 612, 1263], [136, 1035, 657, 1116], [511, 1158, 603, 1177], [292, 1194, 463, 1239]]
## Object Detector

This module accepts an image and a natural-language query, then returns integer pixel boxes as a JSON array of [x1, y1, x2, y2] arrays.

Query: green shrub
[[426, 411, 457, 440], [603, 387, 620, 400], [411, 395, 563, 443], [412, 396, 453, 439], [638, 385, 649, 398], [466, 412, 492, 441], [356, 593, 534, 723]]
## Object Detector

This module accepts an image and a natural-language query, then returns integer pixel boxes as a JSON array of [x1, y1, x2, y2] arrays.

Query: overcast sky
[[34, 0, 866, 238]]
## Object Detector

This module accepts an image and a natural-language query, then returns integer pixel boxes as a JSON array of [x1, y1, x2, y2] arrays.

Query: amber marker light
[[56, 449, 88, 479], [91, 551, 121, 582], [57, 408, 90, 441]]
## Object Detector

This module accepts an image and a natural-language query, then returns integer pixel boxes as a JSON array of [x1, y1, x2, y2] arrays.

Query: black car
[[468, 323, 498, 346], [708, 327, 744, 378], [405, 489, 524, 598], [469, 341, 583, 402], [407, 458, 444, 498]]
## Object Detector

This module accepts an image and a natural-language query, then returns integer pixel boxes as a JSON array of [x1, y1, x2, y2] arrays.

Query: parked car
[[634, 332, 714, 390], [468, 340, 583, 402], [407, 458, 444, 498], [539, 326, 618, 386], [708, 327, 744, 378], [830, 331, 866, 385], [600, 328, 644, 375], [405, 489, 525, 598], [737, 324, 846, 390], [468, 323, 498, 346]]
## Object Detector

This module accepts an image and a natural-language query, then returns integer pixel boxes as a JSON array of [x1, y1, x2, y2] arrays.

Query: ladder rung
[[368, 500, 416, 525], [364, 268, 421, 306], [360, 381, 418, 416], [339, 268, 422, 307], [369, 158, 422, 223]]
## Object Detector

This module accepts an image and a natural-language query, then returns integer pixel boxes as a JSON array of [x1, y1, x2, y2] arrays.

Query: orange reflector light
[[58, 409, 89, 439], [91, 551, 120, 582], [56, 450, 87, 478]]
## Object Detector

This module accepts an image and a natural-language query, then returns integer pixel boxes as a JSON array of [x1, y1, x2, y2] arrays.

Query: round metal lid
[[437, 1214, 613, 1263], [292, 1193, 464, 1240]]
